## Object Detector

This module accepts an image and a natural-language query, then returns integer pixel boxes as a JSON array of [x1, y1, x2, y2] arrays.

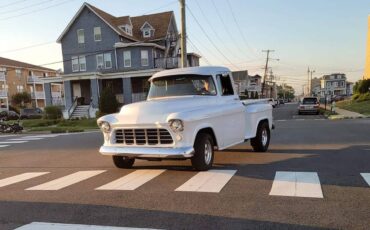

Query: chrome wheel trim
[[204, 140, 212, 165], [262, 129, 268, 146]]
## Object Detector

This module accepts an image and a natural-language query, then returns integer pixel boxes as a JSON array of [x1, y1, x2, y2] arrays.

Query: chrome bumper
[[99, 146, 194, 158]]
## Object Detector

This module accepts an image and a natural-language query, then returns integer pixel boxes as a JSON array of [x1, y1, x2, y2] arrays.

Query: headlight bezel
[[169, 119, 184, 132], [98, 121, 111, 133]]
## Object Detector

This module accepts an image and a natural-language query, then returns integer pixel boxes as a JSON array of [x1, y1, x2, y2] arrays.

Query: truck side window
[[217, 74, 234, 96]]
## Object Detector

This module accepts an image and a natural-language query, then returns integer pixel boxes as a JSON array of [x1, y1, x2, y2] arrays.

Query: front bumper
[[99, 146, 194, 158]]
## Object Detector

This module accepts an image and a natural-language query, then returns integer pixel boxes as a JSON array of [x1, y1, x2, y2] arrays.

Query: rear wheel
[[112, 156, 135, 168], [191, 133, 214, 171], [251, 122, 270, 152]]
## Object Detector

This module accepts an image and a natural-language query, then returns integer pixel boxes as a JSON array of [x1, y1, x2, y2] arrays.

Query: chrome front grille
[[115, 128, 173, 145]]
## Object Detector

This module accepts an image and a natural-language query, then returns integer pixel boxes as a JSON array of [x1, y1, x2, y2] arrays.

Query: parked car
[[0, 110, 20, 120], [279, 99, 285, 105], [98, 66, 274, 171], [298, 97, 320, 115], [20, 108, 43, 119]]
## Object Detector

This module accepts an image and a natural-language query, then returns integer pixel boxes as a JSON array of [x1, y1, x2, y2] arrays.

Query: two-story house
[[49, 3, 199, 118], [320, 73, 347, 97], [0, 57, 59, 111]]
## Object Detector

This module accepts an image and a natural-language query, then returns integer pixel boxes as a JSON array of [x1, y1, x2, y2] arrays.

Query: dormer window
[[140, 22, 154, 38], [119, 24, 132, 36], [143, 29, 151, 38]]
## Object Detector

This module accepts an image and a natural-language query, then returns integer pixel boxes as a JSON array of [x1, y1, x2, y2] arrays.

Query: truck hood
[[116, 96, 214, 124]]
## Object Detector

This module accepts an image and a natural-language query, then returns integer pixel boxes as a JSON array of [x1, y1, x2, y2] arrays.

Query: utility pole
[[262, 50, 274, 98], [307, 67, 315, 96], [180, 0, 187, 68]]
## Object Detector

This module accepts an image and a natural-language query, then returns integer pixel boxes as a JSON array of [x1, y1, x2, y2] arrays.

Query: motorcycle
[[0, 118, 23, 134]]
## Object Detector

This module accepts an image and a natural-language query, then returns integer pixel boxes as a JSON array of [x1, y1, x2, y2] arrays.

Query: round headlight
[[99, 121, 111, 133], [169, 119, 184, 132]]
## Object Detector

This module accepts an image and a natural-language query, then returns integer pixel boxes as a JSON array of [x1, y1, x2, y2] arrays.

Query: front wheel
[[112, 156, 135, 168], [251, 122, 270, 152], [191, 133, 214, 171]]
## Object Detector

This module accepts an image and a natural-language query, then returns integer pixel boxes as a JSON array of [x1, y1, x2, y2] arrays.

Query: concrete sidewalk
[[320, 104, 366, 119]]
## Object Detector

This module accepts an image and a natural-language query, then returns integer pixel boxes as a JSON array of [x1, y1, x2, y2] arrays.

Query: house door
[[72, 82, 81, 98]]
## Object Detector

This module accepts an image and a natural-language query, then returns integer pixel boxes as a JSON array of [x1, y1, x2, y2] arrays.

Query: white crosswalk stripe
[[269, 171, 323, 198], [175, 170, 237, 193], [8, 138, 44, 141], [15, 222, 159, 230], [0, 145, 9, 148], [0, 172, 49, 188], [27, 170, 106, 190], [96, 170, 166, 190], [360, 173, 370, 186], [0, 141, 28, 144]]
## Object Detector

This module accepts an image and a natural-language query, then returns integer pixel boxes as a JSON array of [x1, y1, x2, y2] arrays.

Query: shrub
[[12, 92, 31, 108], [99, 87, 119, 115], [9, 105, 19, 113], [44, 106, 62, 119], [352, 94, 360, 101], [357, 92, 370, 102]]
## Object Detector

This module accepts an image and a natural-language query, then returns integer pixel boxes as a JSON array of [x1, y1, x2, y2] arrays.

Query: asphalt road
[[0, 104, 369, 230]]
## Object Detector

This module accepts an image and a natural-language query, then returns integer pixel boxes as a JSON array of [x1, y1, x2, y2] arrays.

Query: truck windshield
[[148, 74, 217, 99]]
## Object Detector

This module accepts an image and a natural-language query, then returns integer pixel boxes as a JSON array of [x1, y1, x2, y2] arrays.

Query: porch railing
[[0, 72, 5, 81], [0, 90, 7, 97], [67, 96, 78, 119], [27, 76, 43, 84], [31, 91, 45, 99], [132, 92, 147, 103], [154, 57, 180, 69]]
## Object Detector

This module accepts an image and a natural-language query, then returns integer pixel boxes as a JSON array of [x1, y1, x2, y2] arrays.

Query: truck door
[[215, 74, 245, 148]]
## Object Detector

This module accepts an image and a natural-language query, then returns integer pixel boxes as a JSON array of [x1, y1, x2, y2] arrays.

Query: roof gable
[[57, 3, 137, 43], [57, 3, 174, 42], [0, 57, 56, 72]]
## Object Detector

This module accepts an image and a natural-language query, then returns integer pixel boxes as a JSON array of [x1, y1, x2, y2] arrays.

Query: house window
[[141, 50, 149, 66], [96, 54, 104, 69], [15, 69, 21, 77], [77, 29, 85, 44], [79, 56, 86, 71], [123, 51, 131, 67], [16, 85, 24, 92], [72, 56, 79, 72], [94, 27, 102, 41], [104, 53, 112, 69]]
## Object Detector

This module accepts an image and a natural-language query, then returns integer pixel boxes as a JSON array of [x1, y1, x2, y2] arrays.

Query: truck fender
[[191, 123, 219, 149]]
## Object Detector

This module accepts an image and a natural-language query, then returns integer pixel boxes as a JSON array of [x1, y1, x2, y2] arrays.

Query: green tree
[[11, 92, 31, 108], [99, 87, 119, 115], [354, 79, 370, 94]]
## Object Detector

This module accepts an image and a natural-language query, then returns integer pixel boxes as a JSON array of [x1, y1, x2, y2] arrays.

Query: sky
[[0, 0, 369, 94]]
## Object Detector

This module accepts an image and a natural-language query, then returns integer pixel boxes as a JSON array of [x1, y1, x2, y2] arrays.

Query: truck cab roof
[[150, 66, 231, 81]]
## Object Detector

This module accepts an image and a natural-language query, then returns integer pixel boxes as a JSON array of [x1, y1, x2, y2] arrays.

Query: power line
[[0, 0, 27, 9], [0, 0, 78, 21], [0, 0, 56, 15], [186, 4, 240, 70], [211, 0, 254, 59], [0, 41, 55, 54], [187, 37, 211, 65], [226, 0, 260, 58], [192, 0, 245, 62], [141, 0, 177, 15]]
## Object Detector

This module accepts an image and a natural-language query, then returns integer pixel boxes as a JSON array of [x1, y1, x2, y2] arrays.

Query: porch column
[[64, 80, 73, 109], [90, 78, 99, 108], [122, 77, 132, 104], [44, 83, 52, 106]]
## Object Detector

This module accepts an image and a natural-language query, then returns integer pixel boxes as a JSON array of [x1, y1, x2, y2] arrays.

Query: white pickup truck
[[98, 66, 273, 171]]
